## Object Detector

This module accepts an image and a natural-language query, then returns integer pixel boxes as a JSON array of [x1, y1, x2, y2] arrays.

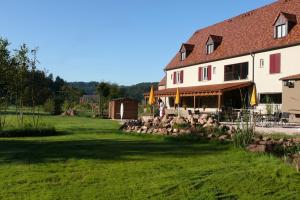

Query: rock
[[292, 138, 300, 144], [200, 114, 208, 120], [259, 141, 267, 145], [198, 119, 205, 125], [141, 126, 148, 131], [161, 115, 169, 123], [147, 128, 154, 134], [207, 117, 214, 124], [247, 144, 266, 153], [175, 117, 186, 125], [207, 134, 214, 139], [167, 128, 173, 133], [144, 122, 151, 128], [262, 137, 271, 141], [153, 117, 160, 126], [173, 129, 179, 133], [218, 135, 228, 141]]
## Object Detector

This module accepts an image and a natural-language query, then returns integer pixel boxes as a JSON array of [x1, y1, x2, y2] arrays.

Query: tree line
[[0, 38, 82, 128], [70, 82, 158, 101]]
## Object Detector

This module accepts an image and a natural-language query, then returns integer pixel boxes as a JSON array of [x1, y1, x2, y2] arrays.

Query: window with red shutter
[[199, 67, 203, 81], [180, 70, 184, 83], [270, 53, 281, 74], [208, 65, 212, 80], [173, 72, 177, 84]]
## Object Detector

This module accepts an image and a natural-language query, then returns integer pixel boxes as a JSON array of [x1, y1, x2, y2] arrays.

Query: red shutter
[[275, 53, 281, 73], [180, 70, 184, 83], [270, 53, 281, 74], [173, 72, 177, 84], [208, 65, 212, 80], [198, 67, 203, 81]]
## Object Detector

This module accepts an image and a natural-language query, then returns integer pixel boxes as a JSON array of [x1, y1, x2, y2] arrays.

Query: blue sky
[[0, 0, 275, 85]]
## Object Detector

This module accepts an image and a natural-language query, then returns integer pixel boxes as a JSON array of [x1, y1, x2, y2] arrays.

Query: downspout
[[250, 52, 255, 82]]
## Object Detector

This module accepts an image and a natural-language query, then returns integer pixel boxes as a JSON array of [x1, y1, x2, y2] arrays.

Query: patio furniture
[[280, 112, 290, 125]]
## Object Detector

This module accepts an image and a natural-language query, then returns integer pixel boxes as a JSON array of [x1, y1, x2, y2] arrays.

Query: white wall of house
[[166, 54, 253, 89], [165, 45, 300, 112]]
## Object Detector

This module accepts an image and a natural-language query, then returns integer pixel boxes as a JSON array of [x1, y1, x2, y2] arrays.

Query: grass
[[0, 115, 300, 199]]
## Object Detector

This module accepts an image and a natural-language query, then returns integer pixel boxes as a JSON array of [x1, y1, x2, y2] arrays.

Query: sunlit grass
[[0, 115, 299, 199]]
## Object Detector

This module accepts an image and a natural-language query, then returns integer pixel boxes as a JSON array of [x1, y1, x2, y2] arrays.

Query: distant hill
[[69, 82, 158, 101]]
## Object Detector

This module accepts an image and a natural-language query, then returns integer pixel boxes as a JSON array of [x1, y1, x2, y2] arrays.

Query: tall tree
[[13, 44, 30, 125], [96, 82, 111, 118]]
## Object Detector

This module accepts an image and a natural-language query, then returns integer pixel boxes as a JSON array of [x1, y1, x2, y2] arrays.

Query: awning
[[280, 74, 300, 81], [144, 81, 253, 97]]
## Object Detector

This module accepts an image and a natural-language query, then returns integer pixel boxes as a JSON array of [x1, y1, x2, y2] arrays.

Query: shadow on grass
[[0, 137, 230, 164]]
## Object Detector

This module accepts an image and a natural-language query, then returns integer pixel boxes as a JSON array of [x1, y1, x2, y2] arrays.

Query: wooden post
[[217, 92, 222, 121], [218, 93, 221, 111], [193, 96, 196, 110]]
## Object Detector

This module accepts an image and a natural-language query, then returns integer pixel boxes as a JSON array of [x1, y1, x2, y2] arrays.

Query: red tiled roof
[[166, 0, 300, 70], [145, 81, 253, 97], [158, 75, 166, 86], [280, 73, 300, 80]]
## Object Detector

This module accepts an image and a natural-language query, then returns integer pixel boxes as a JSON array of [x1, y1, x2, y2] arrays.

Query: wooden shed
[[108, 98, 139, 120]]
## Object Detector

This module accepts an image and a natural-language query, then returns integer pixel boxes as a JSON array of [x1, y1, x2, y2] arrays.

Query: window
[[202, 67, 208, 81], [199, 66, 212, 81], [206, 44, 214, 54], [270, 53, 281, 74], [224, 62, 248, 81], [173, 71, 184, 84], [276, 24, 287, 38], [181, 52, 186, 61], [260, 59, 264, 68], [259, 93, 282, 104]]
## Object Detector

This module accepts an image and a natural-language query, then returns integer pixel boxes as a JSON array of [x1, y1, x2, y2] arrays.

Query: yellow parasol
[[250, 84, 257, 107], [148, 86, 155, 105], [175, 88, 180, 105]]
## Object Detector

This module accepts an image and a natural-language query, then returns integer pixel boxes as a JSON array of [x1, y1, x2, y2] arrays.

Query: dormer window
[[276, 24, 287, 38], [205, 35, 222, 55], [206, 44, 214, 54], [273, 12, 297, 39], [181, 52, 186, 61], [179, 43, 194, 61]]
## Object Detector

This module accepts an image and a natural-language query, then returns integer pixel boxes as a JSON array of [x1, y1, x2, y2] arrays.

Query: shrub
[[0, 127, 58, 137], [173, 123, 190, 129], [233, 128, 253, 148], [44, 98, 55, 114]]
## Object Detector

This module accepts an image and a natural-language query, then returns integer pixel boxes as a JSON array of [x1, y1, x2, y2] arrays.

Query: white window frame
[[181, 52, 186, 61], [276, 24, 287, 38], [202, 67, 209, 81], [260, 59, 264, 68], [174, 71, 183, 84], [206, 44, 214, 54]]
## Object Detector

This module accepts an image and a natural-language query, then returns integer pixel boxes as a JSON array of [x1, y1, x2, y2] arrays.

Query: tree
[[13, 44, 30, 125], [96, 82, 111, 118], [0, 38, 11, 130]]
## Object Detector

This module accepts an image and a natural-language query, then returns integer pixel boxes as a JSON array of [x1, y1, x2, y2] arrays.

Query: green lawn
[[0, 116, 300, 199]]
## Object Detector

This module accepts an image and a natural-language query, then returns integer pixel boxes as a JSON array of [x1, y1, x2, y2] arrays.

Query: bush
[[233, 129, 253, 148], [44, 98, 55, 114], [173, 123, 190, 129], [44, 98, 63, 115], [0, 127, 58, 137]]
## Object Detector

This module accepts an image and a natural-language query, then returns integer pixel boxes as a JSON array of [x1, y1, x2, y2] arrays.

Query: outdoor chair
[[280, 112, 290, 125], [194, 110, 200, 115], [188, 110, 193, 116]]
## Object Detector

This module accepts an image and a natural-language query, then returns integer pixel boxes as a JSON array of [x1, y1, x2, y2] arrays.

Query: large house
[[148, 0, 300, 119]]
